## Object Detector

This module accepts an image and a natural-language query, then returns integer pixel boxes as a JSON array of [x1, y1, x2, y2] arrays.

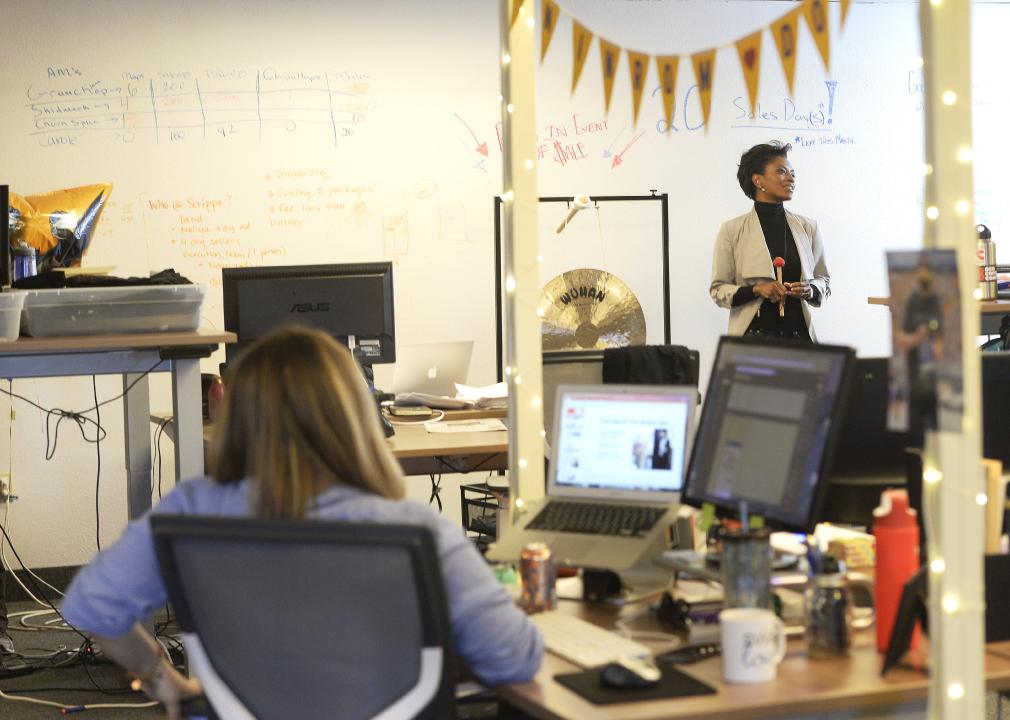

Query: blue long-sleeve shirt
[[61, 477, 543, 686]]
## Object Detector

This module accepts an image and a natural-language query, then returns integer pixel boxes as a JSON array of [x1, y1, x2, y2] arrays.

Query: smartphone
[[388, 405, 433, 417]]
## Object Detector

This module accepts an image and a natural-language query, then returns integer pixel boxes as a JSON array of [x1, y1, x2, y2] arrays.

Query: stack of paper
[[454, 382, 508, 410]]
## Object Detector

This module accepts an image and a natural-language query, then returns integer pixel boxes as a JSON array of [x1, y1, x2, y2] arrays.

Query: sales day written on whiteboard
[[4, 0, 1010, 385]]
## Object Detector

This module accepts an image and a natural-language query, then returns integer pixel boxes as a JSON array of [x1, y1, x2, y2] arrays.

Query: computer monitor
[[983, 353, 1010, 467], [682, 336, 855, 533], [542, 350, 604, 443], [222, 262, 395, 367], [829, 357, 922, 476]]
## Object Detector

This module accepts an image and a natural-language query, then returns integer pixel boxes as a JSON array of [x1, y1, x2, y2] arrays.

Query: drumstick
[[555, 194, 592, 233], [773, 257, 786, 317]]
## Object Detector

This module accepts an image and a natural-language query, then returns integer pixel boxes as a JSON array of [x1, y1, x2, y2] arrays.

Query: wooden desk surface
[[868, 295, 1010, 315], [386, 414, 508, 459], [0, 329, 236, 354], [500, 600, 1010, 720]]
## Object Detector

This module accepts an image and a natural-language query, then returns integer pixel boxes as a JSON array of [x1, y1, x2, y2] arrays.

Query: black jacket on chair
[[602, 345, 699, 387]]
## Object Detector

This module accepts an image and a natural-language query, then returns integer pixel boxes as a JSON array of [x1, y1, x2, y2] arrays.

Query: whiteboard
[[2, 0, 1008, 566]]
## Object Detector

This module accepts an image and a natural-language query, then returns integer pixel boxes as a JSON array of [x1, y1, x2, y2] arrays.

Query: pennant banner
[[572, 20, 594, 93], [536, 1, 855, 136], [599, 38, 621, 114], [655, 55, 679, 133], [735, 31, 762, 117], [771, 8, 802, 97], [803, 0, 831, 71], [510, 0, 524, 28], [691, 48, 717, 131], [541, 0, 559, 62], [627, 50, 650, 126]]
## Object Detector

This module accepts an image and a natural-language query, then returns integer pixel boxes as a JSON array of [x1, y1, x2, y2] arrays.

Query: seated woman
[[61, 326, 543, 716]]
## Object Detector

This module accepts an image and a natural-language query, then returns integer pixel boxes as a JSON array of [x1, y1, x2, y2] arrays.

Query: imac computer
[[222, 262, 395, 368], [682, 336, 855, 533]]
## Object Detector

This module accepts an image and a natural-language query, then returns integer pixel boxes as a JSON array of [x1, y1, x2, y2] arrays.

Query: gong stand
[[492, 192, 671, 381]]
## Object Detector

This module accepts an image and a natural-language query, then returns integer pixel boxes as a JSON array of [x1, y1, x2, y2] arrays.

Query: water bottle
[[12, 242, 37, 282], [977, 224, 997, 300], [872, 489, 921, 653]]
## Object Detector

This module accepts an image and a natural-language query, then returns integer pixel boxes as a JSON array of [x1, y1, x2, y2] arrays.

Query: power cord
[[0, 523, 162, 712], [428, 474, 443, 511], [0, 361, 160, 462], [152, 417, 171, 500]]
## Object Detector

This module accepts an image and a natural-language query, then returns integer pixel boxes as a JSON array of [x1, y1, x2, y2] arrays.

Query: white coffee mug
[[719, 607, 786, 684]]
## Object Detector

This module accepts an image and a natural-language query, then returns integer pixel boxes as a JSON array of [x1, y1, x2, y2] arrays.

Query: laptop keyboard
[[526, 501, 666, 537]]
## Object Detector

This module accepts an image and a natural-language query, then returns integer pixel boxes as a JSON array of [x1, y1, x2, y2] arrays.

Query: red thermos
[[872, 489, 921, 653]]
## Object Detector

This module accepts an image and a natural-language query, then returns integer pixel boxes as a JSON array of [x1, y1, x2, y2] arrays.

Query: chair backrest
[[151, 516, 456, 720]]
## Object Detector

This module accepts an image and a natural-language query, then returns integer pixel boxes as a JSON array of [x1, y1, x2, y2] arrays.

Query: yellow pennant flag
[[771, 8, 802, 97], [627, 50, 650, 126], [599, 38, 621, 114], [735, 31, 762, 117], [803, 0, 831, 71], [510, 0, 524, 28], [691, 48, 717, 131], [841, 0, 852, 28], [572, 20, 594, 93], [541, 0, 559, 62], [655, 55, 679, 133]]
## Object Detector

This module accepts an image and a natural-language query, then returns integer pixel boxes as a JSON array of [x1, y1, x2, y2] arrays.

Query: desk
[[385, 410, 508, 477], [868, 295, 1010, 335], [0, 330, 234, 521], [499, 601, 1010, 720]]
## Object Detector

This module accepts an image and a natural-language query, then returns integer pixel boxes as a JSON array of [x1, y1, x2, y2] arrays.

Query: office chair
[[151, 516, 456, 720]]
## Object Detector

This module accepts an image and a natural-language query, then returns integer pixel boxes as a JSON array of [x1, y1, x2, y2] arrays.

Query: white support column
[[919, 2, 985, 717], [499, 0, 545, 517]]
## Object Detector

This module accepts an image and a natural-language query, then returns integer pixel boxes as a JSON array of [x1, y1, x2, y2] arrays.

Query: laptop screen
[[549, 385, 696, 501], [391, 341, 474, 397]]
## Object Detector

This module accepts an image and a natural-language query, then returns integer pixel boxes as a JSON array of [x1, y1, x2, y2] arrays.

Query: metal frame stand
[[492, 191, 671, 380]]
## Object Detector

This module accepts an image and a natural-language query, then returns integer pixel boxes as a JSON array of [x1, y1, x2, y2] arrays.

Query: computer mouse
[[599, 657, 661, 689]]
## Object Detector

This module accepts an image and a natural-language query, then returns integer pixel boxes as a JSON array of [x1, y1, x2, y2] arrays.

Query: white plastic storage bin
[[20, 285, 206, 337], [0, 291, 26, 341]]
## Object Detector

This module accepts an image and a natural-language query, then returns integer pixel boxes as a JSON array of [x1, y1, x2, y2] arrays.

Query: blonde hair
[[210, 326, 405, 518]]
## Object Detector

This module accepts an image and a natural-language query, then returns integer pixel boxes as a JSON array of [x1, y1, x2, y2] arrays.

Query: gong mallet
[[556, 194, 591, 234], [773, 256, 786, 317]]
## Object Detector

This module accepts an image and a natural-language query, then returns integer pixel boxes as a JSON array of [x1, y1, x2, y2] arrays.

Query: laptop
[[391, 340, 474, 397], [488, 384, 696, 572]]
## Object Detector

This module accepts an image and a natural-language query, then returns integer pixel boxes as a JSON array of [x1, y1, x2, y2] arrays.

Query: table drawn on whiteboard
[[24, 65, 376, 149]]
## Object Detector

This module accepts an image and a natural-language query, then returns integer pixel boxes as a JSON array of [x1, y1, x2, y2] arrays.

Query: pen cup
[[721, 527, 772, 610]]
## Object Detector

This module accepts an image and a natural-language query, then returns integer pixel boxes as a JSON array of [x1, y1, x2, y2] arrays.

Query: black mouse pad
[[554, 665, 717, 705]]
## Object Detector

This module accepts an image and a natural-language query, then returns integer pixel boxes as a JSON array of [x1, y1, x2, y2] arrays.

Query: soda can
[[520, 542, 556, 613]]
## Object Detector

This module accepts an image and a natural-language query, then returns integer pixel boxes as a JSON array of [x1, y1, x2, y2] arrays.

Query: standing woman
[[710, 141, 830, 341]]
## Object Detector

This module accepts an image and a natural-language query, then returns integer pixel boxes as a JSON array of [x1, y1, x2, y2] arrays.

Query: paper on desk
[[424, 418, 507, 433], [395, 392, 471, 410], [454, 382, 508, 409]]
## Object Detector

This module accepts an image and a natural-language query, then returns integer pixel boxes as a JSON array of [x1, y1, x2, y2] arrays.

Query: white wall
[[1, 0, 1007, 568]]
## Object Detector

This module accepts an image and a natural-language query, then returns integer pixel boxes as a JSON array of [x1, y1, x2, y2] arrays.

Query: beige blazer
[[709, 208, 830, 340]]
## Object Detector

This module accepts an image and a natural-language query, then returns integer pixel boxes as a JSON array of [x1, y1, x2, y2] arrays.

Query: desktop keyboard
[[530, 611, 651, 668], [526, 501, 665, 537]]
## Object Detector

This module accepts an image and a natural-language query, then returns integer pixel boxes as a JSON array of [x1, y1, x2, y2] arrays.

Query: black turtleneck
[[730, 201, 809, 336]]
